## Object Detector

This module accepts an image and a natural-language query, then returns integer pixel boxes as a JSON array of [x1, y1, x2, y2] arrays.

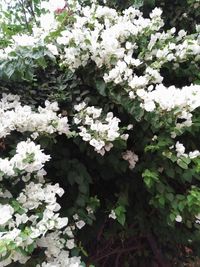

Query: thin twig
[[18, 0, 30, 32], [94, 244, 143, 263], [147, 233, 170, 267], [97, 219, 107, 241], [115, 252, 121, 267], [27, 0, 37, 25]]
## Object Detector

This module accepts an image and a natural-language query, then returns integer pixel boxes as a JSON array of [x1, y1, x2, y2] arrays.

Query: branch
[[115, 252, 121, 267], [147, 233, 171, 267], [18, 0, 31, 32], [93, 244, 143, 263], [26, 0, 38, 25]]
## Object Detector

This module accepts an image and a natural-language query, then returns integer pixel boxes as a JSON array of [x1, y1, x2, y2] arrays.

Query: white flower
[[74, 102, 87, 112], [86, 206, 94, 214], [64, 227, 74, 238], [122, 150, 139, 169], [189, 150, 200, 159], [0, 158, 14, 176], [89, 139, 105, 151], [31, 132, 39, 140], [143, 101, 156, 112], [150, 8, 162, 18], [11, 140, 51, 173], [178, 30, 187, 38], [75, 220, 86, 229], [127, 124, 133, 130], [66, 239, 75, 249], [30, 228, 41, 239], [175, 215, 182, 223], [0, 204, 14, 225], [175, 142, 185, 157], [40, 13, 57, 32], [49, 0, 66, 12], [195, 214, 200, 220], [73, 214, 79, 221], [56, 217, 69, 229], [12, 35, 36, 46], [109, 210, 117, 220], [15, 213, 29, 227], [47, 44, 59, 55], [104, 143, 113, 152]]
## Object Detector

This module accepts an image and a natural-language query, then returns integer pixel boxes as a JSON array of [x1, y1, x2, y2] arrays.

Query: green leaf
[[169, 213, 175, 222], [79, 184, 88, 194], [166, 193, 174, 202], [177, 159, 188, 169], [182, 156, 191, 165], [178, 202, 185, 212], [165, 166, 175, 178], [158, 196, 165, 206], [114, 205, 126, 226], [74, 174, 84, 184], [76, 195, 86, 207], [194, 79, 200, 85], [132, 0, 144, 8], [95, 79, 106, 96], [142, 169, 159, 188]]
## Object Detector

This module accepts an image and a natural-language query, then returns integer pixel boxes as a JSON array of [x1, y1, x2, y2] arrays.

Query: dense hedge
[[0, 0, 200, 266]]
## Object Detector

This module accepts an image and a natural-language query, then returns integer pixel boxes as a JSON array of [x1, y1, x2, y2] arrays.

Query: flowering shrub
[[1, 0, 200, 266], [0, 95, 81, 266], [0, 93, 127, 266]]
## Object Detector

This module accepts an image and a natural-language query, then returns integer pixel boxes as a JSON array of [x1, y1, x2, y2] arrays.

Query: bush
[[0, 0, 200, 266]]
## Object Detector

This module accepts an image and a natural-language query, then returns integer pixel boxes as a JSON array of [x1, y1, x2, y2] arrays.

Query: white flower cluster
[[1, 0, 200, 125], [73, 213, 86, 230], [163, 141, 200, 169], [74, 102, 128, 155], [122, 150, 139, 169], [0, 94, 69, 138], [0, 93, 129, 158], [0, 94, 84, 266], [0, 181, 69, 266], [137, 84, 200, 113], [35, 213, 86, 267], [57, 4, 163, 71], [38, 250, 82, 267], [53, 1, 200, 122], [0, 139, 84, 267], [0, 0, 62, 57], [0, 139, 50, 179], [175, 141, 200, 159], [0, 203, 14, 225], [2, 1, 200, 124]]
